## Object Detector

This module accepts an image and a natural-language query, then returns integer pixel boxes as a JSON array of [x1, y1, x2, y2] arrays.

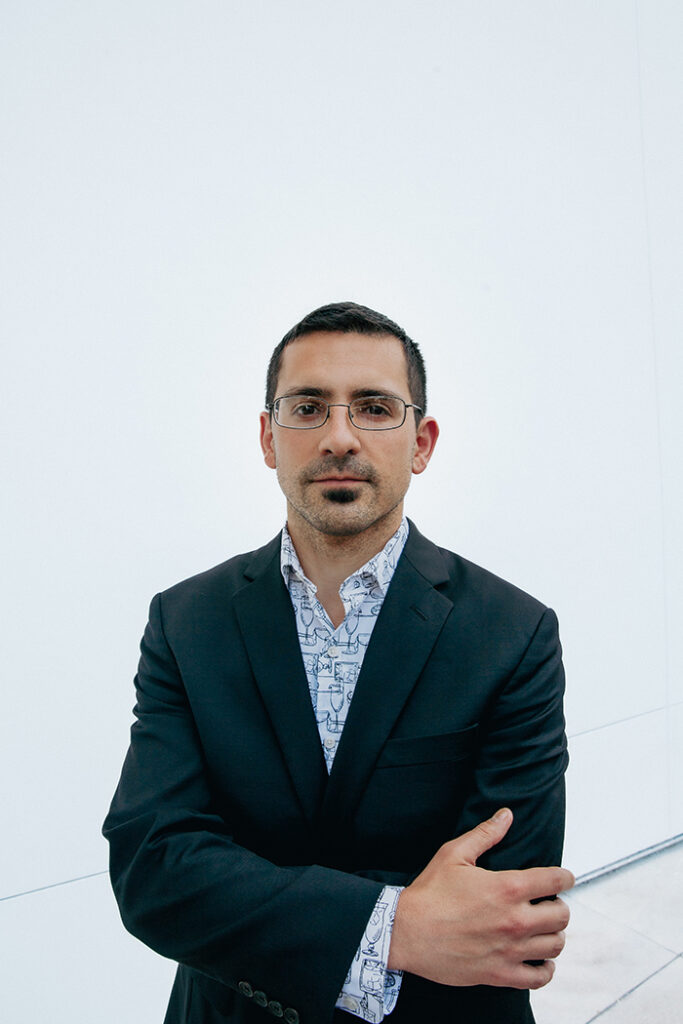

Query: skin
[[260, 330, 574, 987], [259, 330, 439, 625]]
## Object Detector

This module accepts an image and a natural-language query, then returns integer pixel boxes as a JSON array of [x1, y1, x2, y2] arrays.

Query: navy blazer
[[104, 522, 568, 1024]]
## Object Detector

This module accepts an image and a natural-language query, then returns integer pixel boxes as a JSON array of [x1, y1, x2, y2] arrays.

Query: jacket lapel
[[232, 535, 327, 826], [319, 523, 453, 846]]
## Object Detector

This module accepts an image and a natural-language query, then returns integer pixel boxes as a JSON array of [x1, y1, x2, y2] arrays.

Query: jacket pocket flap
[[377, 723, 479, 767]]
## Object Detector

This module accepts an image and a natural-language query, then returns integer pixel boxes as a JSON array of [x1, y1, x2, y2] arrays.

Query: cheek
[[376, 449, 415, 490], [394, 443, 418, 476], [272, 438, 310, 477]]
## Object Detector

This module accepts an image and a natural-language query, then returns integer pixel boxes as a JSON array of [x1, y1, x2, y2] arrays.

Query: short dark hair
[[265, 301, 427, 416]]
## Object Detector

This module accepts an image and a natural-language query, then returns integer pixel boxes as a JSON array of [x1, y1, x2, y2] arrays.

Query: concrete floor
[[531, 839, 683, 1023]]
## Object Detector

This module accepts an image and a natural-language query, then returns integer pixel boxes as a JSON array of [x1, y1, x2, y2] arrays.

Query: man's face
[[259, 331, 438, 540]]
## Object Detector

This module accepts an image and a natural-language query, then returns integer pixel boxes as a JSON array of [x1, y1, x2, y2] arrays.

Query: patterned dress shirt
[[280, 519, 409, 1022]]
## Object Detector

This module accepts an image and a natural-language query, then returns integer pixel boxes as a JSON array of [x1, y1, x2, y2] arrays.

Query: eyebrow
[[278, 386, 404, 400]]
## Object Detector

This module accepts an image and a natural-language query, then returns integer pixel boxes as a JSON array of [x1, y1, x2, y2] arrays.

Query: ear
[[259, 411, 277, 469], [412, 416, 439, 475]]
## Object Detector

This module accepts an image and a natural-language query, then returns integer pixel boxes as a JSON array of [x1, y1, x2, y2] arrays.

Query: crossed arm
[[104, 594, 571, 1020], [388, 603, 574, 992], [388, 807, 574, 990]]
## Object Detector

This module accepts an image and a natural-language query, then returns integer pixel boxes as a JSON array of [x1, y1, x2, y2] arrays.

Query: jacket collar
[[234, 532, 328, 826]]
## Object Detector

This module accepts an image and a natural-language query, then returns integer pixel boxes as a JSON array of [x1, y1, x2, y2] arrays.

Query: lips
[[314, 476, 366, 483]]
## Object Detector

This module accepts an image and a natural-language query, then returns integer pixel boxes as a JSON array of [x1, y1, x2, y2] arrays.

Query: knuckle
[[500, 875, 524, 902], [502, 911, 526, 939], [474, 822, 496, 845]]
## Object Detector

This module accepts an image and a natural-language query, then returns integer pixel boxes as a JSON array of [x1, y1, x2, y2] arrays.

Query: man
[[104, 301, 572, 1024]]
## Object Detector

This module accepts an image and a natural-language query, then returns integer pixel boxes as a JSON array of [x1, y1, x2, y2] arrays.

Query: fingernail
[[492, 807, 511, 823]]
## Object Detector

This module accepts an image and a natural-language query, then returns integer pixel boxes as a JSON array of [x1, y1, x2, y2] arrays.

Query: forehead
[[276, 331, 410, 396]]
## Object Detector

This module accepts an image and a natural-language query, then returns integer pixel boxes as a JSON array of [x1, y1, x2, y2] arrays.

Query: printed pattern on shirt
[[280, 520, 408, 1021], [337, 886, 402, 1022], [281, 519, 408, 771]]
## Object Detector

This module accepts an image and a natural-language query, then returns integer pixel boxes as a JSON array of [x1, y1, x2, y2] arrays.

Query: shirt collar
[[280, 517, 409, 599]]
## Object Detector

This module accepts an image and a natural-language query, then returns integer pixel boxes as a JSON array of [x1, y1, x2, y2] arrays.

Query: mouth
[[312, 477, 367, 487], [305, 462, 374, 488]]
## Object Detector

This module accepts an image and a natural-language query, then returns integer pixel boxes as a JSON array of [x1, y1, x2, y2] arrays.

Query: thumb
[[450, 808, 513, 866]]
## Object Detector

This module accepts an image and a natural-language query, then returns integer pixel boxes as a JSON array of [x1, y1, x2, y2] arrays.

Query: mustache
[[303, 458, 376, 483]]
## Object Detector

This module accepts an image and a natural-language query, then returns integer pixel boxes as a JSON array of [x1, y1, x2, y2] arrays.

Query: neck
[[286, 507, 404, 618]]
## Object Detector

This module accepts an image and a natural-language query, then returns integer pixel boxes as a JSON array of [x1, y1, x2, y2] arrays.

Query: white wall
[[2, 2, 681, 1019]]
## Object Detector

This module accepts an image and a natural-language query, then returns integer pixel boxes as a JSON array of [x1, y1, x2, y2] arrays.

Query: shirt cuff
[[336, 886, 403, 1021]]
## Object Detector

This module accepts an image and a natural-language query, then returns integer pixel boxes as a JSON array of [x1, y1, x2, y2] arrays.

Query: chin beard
[[322, 487, 360, 504]]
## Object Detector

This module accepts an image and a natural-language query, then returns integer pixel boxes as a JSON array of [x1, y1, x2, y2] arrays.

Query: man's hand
[[387, 808, 574, 990]]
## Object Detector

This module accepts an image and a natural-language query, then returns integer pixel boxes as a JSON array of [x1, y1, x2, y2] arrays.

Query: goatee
[[321, 486, 361, 504]]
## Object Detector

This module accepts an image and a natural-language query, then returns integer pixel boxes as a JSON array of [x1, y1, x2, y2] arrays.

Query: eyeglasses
[[268, 394, 422, 431]]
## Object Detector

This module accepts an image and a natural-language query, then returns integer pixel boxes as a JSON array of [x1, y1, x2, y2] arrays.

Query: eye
[[354, 398, 395, 418], [290, 398, 326, 418]]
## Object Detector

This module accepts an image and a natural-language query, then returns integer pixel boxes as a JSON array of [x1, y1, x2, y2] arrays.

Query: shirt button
[[324, 737, 335, 750], [327, 645, 340, 657]]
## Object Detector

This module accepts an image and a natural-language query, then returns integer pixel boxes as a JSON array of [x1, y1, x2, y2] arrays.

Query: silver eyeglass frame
[[266, 395, 423, 431]]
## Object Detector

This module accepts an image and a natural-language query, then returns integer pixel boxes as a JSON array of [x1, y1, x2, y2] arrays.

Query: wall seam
[[0, 869, 108, 903]]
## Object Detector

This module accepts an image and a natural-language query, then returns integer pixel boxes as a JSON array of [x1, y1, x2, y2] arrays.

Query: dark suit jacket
[[104, 522, 568, 1024]]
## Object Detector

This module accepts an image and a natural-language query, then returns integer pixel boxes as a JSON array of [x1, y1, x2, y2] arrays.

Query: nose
[[318, 405, 362, 456]]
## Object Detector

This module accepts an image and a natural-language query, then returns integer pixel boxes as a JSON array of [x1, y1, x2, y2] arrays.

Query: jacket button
[[253, 990, 268, 1007], [284, 1010, 299, 1024], [268, 1001, 284, 1017], [238, 981, 253, 998]]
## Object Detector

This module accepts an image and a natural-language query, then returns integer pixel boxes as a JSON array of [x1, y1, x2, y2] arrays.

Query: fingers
[[523, 932, 567, 963], [448, 807, 514, 865], [486, 956, 558, 991], [528, 897, 571, 937], [500, 894, 570, 943], [513, 959, 556, 991], [498, 865, 575, 903]]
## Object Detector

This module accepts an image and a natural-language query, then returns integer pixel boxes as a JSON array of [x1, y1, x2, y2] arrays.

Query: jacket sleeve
[[103, 593, 383, 1024], [455, 606, 569, 871]]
